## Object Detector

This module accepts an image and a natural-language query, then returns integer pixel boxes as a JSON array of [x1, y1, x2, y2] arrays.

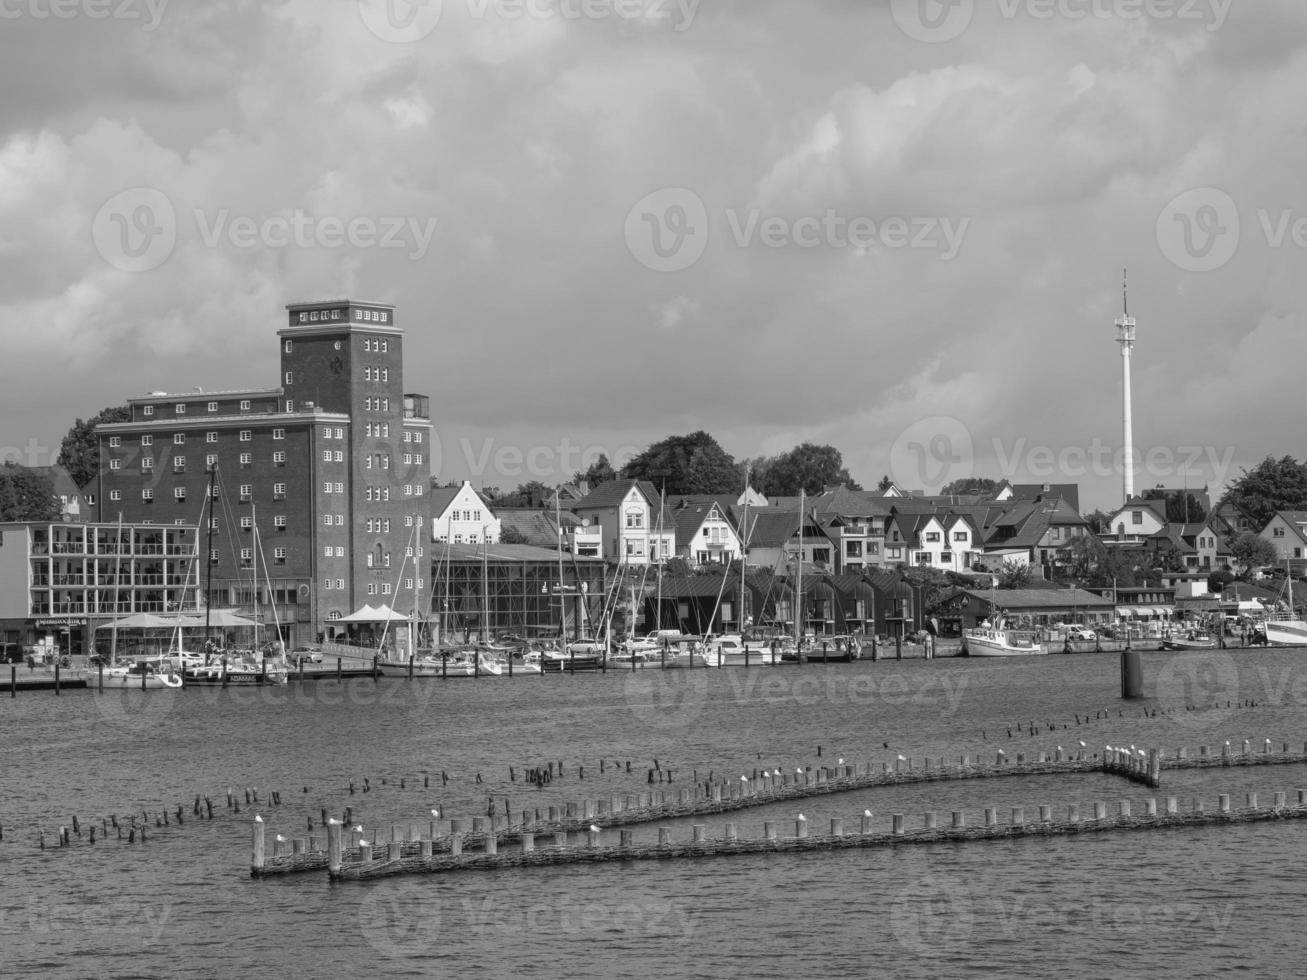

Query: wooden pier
[[304, 789, 1307, 880]]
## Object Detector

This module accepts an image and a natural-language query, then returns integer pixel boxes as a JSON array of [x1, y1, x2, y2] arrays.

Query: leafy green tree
[[1207, 568, 1236, 593], [996, 558, 1032, 589], [494, 481, 551, 508], [1143, 488, 1208, 523], [941, 477, 999, 497], [498, 525, 530, 544], [0, 464, 61, 521], [1082, 509, 1113, 535], [750, 444, 860, 497], [57, 405, 130, 489], [1222, 456, 1307, 530], [573, 454, 616, 487], [621, 432, 739, 495], [876, 474, 895, 493], [1057, 533, 1105, 581], [1229, 532, 1277, 578]]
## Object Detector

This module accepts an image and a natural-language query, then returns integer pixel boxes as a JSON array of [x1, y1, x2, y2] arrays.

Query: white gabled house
[[573, 479, 677, 565], [673, 500, 742, 566], [430, 481, 500, 545]]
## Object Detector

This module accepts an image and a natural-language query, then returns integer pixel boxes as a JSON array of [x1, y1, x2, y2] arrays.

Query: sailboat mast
[[795, 488, 804, 647], [110, 513, 123, 668], [556, 491, 566, 640], [203, 464, 216, 651]]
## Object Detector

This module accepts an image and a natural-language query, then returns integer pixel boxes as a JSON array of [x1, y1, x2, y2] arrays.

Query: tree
[[57, 405, 130, 489], [749, 444, 861, 497], [1082, 509, 1113, 535], [876, 474, 895, 493], [621, 432, 739, 496], [573, 454, 616, 488], [498, 525, 530, 545], [1057, 534, 1105, 581], [0, 464, 61, 521], [1143, 488, 1208, 523], [1207, 568, 1236, 594], [1229, 532, 1277, 578], [494, 481, 551, 508], [996, 558, 1032, 590], [1222, 456, 1307, 530], [940, 477, 999, 497]]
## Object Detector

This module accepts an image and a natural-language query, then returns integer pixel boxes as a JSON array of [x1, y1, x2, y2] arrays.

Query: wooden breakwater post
[[251, 816, 265, 876]]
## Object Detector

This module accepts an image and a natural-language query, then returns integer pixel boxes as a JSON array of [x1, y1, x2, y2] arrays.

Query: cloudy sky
[[2, 0, 1304, 513]]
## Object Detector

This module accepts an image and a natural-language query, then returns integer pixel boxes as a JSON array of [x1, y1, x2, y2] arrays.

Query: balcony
[[404, 394, 430, 420]]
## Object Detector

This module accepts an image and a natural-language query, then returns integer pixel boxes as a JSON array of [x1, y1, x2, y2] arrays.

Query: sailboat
[[101, 515, 184, 690], [963, 574, 1046, 657], [1264, 561, 1307, 646]]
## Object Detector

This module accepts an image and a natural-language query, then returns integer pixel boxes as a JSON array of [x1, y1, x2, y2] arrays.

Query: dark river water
[[3, 648, 1307, 979]]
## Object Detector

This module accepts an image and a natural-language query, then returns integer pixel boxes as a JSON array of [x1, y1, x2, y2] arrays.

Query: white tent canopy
[[337, 603, 411, 624]]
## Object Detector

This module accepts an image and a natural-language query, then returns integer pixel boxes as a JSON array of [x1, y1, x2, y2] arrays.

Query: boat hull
[[1264, 619, 1307, 647], [964, 629, 1046, 657]]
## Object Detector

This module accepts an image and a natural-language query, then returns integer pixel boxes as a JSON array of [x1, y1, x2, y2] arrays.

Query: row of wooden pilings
[[247, 787, 1307, 880]]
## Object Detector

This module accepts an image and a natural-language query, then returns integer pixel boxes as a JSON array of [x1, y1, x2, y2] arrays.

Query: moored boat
[[102, 661, 185, 689], [963, 625, 1046, 657], [1161, 630, 1219, 651]]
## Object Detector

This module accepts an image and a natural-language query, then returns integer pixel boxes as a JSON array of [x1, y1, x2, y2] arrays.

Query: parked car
[[291, 647, 323, 664], [1065, 626, 1097, 641]]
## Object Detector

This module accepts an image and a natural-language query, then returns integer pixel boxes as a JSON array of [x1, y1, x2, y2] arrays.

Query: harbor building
[[0, 520, 199, 659], [92, 301, 433, 647]]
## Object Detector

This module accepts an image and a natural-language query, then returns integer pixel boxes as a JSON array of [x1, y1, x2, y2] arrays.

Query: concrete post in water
[[251, 816, 265, 872], [421, 839, 433, 858], [1166, 797, 1178, 814], [1274, 792, 1286, 810], [485, 833, 498, 855], [1011, 807, 1024, 827], [831, 818, 845, 837], [293, 838, 305, 856], [984, 808, 996, 828], [620, 830, 634, 847], [1247, 793, 1258, 809], [587, 827, 601, 848], [1219, 794, 1230, 813], [359, 842, 373, 862], [892, 814, 904, 835], [1119, 801, 1131, 817], [725, 824, 738, 842], [795, 815, 808, 838], [388, 841, 402, 863], [1039, 805, 1051, 823], [861, 811, 873, 834], [764, 821, 777, 841], [1094, 802, 1106, 820], [1145, 800, 1157, 816], [450, 836, 462, 857], [327, 820, 342, 874], [1067, 804, 1079, 823], [924, 812, 937, 830], [951, 811, 964, 829]]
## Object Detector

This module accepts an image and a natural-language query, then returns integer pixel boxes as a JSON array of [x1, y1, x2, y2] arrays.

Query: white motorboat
[[702, 634, 781, 667], [102, 662, 185, 689]]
